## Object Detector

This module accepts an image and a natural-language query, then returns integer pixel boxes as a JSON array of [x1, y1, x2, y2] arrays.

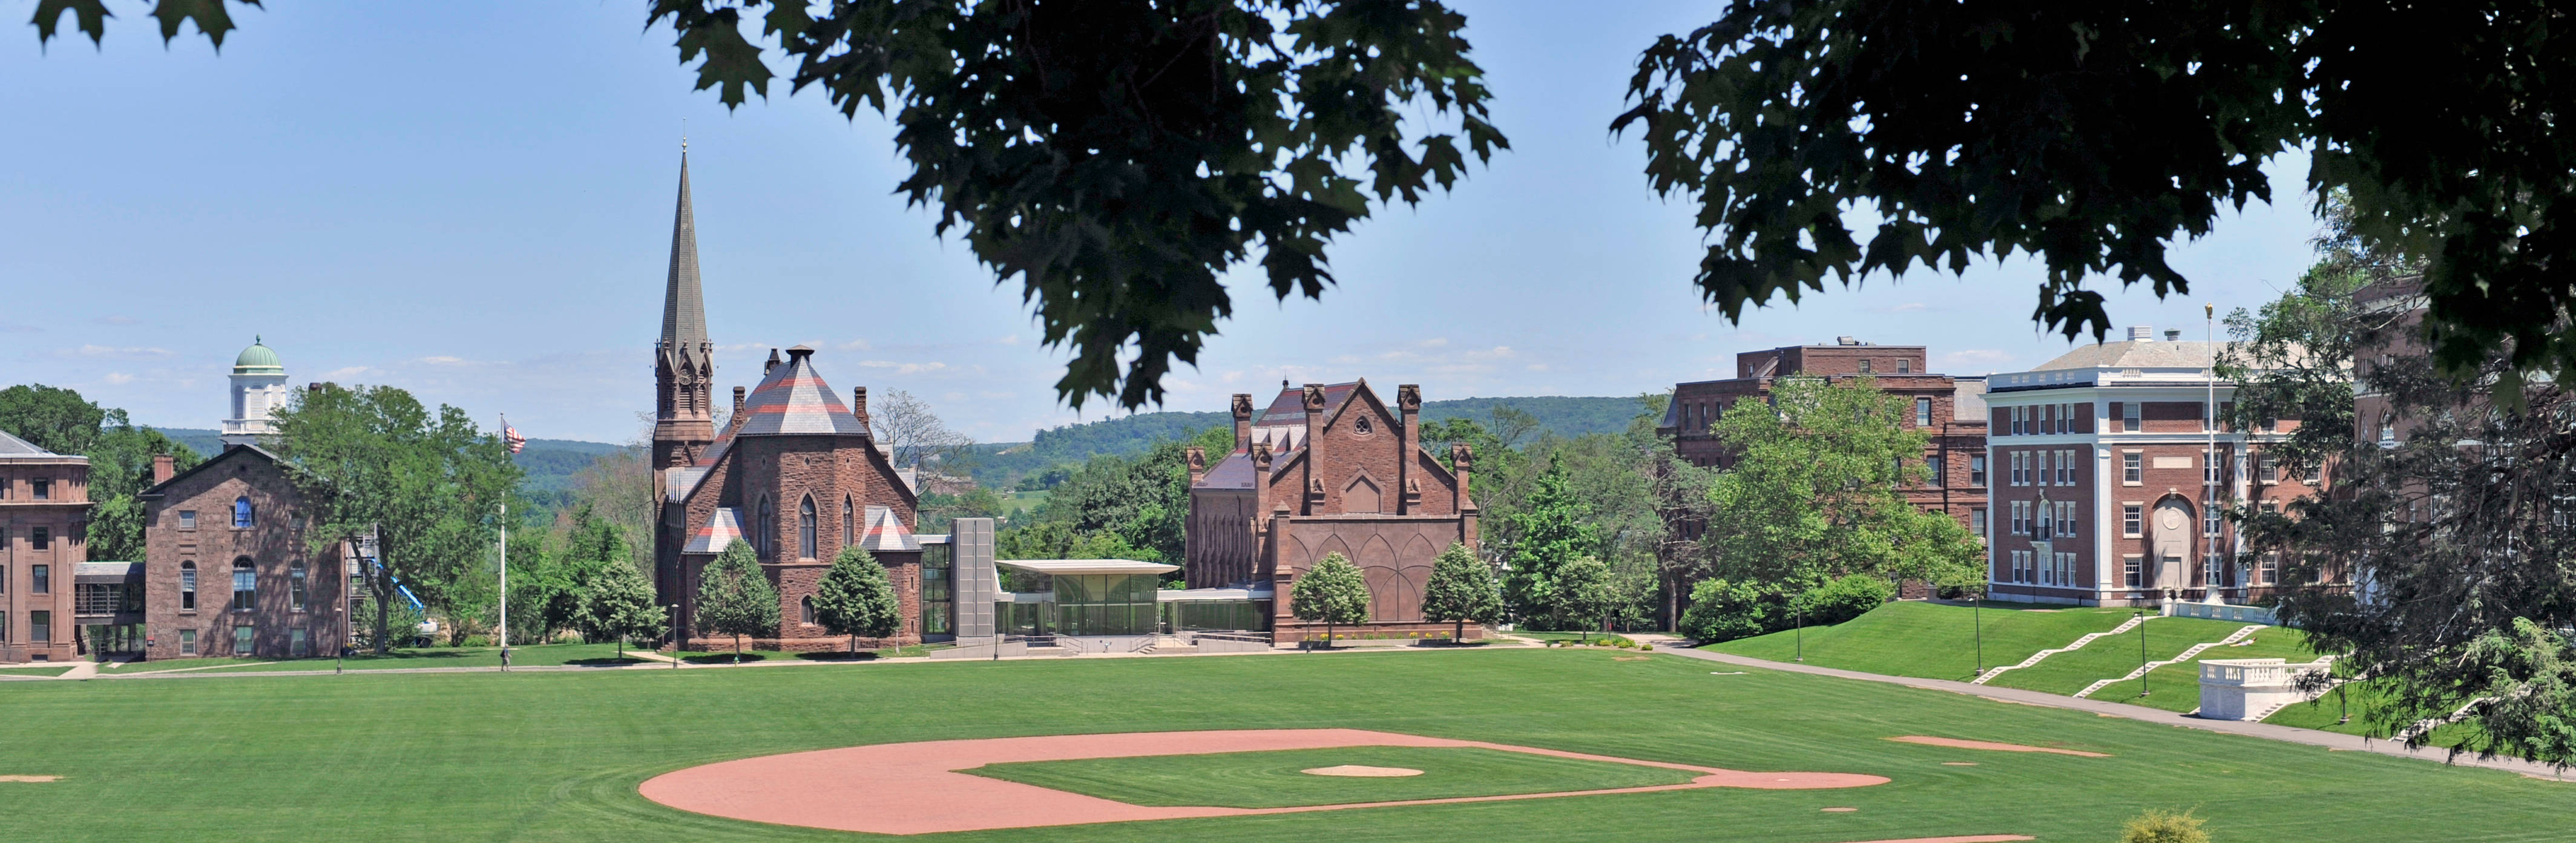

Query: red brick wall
[[140, 450, 347, 661], [672, 433, 923, 649], [2, 454, 88, 662]]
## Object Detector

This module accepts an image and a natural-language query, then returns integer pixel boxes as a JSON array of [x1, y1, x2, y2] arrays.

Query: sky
[[3, 3, 2321, 445]]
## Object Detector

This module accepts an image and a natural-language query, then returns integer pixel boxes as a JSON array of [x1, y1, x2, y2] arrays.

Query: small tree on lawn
[[695, 542, 779, 663], [1290, 553, 1371, 649], [1420, 542, 1501, 643], [582, 560, 663, 661], [814, 546, 902, 656], [1555, 554, 1616, 645]]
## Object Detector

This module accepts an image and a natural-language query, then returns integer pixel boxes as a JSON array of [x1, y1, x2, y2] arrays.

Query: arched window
[[231, 557, 256, 611], [843, 495, 855, 546], [800, 595, 817, 626], [232, 496, 255, 528], [798, 495, 818, 559], [180, 562, 198, 611], [289, 560, 309, 612], [758, 497, 777, 558]]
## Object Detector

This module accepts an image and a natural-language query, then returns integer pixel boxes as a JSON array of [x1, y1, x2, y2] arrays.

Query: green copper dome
[[233, 336, 284, 375]]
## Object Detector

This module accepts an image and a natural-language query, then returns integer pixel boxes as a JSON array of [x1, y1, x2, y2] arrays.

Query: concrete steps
[[1972, 615, 2149, 685], [2072, 625, 2262, 698]]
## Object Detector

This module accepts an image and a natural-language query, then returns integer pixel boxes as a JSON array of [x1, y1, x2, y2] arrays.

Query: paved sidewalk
[[1660, 646, 2572, 781]]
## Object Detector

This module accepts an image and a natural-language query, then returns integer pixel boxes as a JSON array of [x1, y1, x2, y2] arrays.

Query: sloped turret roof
[[734, 346, 870, 437]]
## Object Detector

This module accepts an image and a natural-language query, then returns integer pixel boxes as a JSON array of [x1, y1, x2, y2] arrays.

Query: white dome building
[[220, 336, 289, 447]]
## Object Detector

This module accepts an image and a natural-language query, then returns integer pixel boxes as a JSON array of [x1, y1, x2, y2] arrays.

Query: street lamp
[[336, 606, 346, 675], [668, 604, 682, 669], [1972, 589, 1984, 680], [1793, 589, 1805, 663]]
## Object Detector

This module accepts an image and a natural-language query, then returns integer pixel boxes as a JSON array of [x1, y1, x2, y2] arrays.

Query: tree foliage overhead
[[1617, 1, 2576, 389], [650, 0, 1505, 410]]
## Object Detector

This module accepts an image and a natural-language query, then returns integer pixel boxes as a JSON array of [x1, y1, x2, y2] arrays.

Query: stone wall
[[139, 449, 347, 661]]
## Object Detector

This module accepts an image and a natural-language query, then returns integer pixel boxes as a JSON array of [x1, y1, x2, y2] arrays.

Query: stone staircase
[[2396, 695, 2489, 742], [2072, 625, 2264, 698], [2245, 673, 2345, 723], [1973, 615, 2150, 685]]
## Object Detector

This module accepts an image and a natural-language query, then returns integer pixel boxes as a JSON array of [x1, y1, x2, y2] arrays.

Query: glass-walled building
[[993, 559, 1176, 638]]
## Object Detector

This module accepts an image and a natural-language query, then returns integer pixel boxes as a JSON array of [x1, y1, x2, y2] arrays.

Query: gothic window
[[843, 495, 855, 546], [758, 497, 777, 559], [799, 495, 818, 560], [801, 596, 817, 626], [1354, 416, 1374, 436]]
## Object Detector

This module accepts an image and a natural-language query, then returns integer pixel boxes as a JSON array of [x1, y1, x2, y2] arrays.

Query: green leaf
[[31, 0, 111, 47]]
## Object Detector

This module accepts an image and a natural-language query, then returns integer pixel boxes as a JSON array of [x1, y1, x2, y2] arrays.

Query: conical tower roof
[[660, 151, 708, 364], [734, 346, 870, 437]]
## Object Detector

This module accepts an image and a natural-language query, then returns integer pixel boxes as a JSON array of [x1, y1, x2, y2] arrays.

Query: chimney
[[763, 348, 782, 376], [1250, 440, 1274, 522], [1301, 384, 1327, 514], [732, 386, 747, 420], [1231, 393, 1254, 451], [852, 386, 870, 430], [1451, 442, 1474, 523], [2129, 326, 2155, 341], [1396, 384, 1421, 514], [151, 453, 176, 485], [2165, 329, 2183, 342]]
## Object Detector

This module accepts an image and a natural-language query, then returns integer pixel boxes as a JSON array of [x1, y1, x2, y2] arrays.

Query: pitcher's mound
[[1303, 765, 1422, 777]]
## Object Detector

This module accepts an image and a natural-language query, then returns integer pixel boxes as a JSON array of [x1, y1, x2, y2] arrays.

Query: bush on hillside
[[1789, 574, 1894, 626], [2119, 809, 2209, 843], [1680, 579, 1783, 643]]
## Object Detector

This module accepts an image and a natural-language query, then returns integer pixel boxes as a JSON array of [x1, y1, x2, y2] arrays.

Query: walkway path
[[2072, 625, 2262, 698], [1972, 615, 2146, 684], [1661, 646, 2571, 781]]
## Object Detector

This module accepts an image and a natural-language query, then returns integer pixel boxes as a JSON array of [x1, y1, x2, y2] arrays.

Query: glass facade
[[1051, 574, 1161, 636], [1162, 600, 1271, 632], [920, 543, 953, 639]]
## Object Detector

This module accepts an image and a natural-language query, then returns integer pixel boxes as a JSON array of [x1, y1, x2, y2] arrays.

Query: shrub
[[1790, 574, 1896, 627], [2120, 809, 2208, 843], [1680, 579, 1784, 643]]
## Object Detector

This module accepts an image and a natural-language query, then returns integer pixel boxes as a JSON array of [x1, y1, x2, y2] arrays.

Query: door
[[2151, 499, 2193, 590]]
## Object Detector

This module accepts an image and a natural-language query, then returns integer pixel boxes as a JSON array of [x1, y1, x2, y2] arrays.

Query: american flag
[[503, 419, 526, 454]]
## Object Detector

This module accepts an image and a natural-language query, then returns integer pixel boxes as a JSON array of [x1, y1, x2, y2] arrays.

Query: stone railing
[[2165, 600, 2279, 626], [2197, 657, 2333, 721]]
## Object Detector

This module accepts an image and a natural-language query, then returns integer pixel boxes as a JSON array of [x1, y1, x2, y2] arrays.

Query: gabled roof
[[2033, 339, 2235, 371], [140, 444, 277, 496], [858, 505, 919, 553], [682, 507, 744, 555], [1253, 382, 1360, 425], [734, 347, 871, 437], [0, 429, 76, 459]]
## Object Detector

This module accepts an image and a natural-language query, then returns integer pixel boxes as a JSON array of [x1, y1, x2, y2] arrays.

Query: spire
[[661, 149, 708, 355]]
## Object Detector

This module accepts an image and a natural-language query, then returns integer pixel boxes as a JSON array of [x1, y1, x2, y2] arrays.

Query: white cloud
[[419, 356, 469, 366], [322, 366, 374, 379], [857, 360, 948, 375], [62, 344, 172, 359], [104, 372, 136, 384]]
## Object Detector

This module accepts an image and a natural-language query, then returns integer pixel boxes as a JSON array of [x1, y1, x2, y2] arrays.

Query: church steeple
[[654, 146, 717, 470]]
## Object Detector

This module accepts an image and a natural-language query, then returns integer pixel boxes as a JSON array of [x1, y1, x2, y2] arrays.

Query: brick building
[[1184, 381, 1480, 640], [1983, 327, 2323, 606], [1660, 339, 1991, 534], [136, 445, 353, 659], [648, 152, 931, 652], [1, 430, 88, 663]]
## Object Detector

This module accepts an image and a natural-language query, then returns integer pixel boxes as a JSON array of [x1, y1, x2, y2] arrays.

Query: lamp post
[[2137, 606, 2150, 697], [668, 604, 682, 669], [1794, 588, 1805, 663], [336, 605, 346, 675], [1972, 589, 1983, 680]]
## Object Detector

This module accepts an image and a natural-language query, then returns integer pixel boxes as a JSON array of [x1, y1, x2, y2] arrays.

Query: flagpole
[[498, 414, 510, 672]]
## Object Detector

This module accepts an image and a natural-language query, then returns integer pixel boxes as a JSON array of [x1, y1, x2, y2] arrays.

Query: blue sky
[[3, 3, 2318, 445]]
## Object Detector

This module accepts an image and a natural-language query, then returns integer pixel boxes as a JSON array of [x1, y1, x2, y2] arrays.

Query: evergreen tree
[[1501, 456, 1597, 629], [1289, 553, 1371, 649], [556, 506, 628, 641], [581, 558, 663, 660], [694, 542, 778, 661], [1419, 542, 1501, 642], [813, 546, 902, 656]]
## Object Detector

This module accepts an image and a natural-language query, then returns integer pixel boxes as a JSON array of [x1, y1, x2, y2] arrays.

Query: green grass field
[[0, 665, 74, 677], [968, 746, 1698, 808], [1708, 601, 2140, 681], [3, 648, 2568, 841], [1982, 616, 2288, 697]]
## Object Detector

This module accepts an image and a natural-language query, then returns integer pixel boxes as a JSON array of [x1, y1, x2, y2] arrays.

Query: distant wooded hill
[[159, 428, 628, 504], [961, 395, 1654, 487], [153, 393, 1651, 500]]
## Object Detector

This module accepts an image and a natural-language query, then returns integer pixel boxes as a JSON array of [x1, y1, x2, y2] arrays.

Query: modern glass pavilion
[[995, 559, 1178, 637]]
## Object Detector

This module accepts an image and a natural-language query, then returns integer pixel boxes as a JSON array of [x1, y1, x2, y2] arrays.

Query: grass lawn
[[1983, 616, 2285, 697], [2078, 627, 2325, 712], [107, 657, 271, 674], [967, 746, 1698, 808], [188, 643, 650, 673], [1708, 601, 2138, 681], [0, 666, 74, 677], [1514, 631, 1637, 646], [3, 648, 2569, 842]]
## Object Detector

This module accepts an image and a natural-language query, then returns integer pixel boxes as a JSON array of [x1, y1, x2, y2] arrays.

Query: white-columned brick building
[[1982, 327, 2322, 606]]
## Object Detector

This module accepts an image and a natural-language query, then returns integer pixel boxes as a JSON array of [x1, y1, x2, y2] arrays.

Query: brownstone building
[[1982, 327, 2324, 606], [1184, 381, 1479, 640], [2, 430, 88, 663], [648, 153, 928, 652], [136, 445, 353, 659], [1660, 339, 1992, 535]]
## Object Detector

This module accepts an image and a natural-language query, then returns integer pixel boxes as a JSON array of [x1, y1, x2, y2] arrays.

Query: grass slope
[[968, 746, 1697, 808], [1707, 601, 2138, 682], [2, 649, 2568, 842], [1983, 616, 2281, 697]]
